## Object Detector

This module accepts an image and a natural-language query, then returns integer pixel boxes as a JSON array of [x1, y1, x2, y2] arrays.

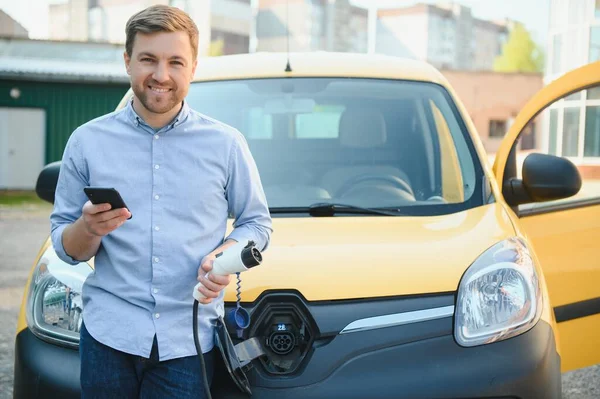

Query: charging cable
[[192, 241, 262, 398], [192, 299, 213, 399], [192, 299, 212, 399]]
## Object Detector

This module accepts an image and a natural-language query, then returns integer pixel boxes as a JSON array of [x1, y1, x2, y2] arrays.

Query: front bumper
[[13, 328, 80, 398], [13, 315, 561, 399], [212, 318, 561, 399]]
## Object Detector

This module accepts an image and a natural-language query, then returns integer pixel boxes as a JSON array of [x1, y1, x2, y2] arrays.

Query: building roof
[[0, 37, 448, 86], [0, 57, 129, 83], [378, 4, 452, 18], [0, 36, 129, 83], [474, 18, 509, 33], [0, 10, 28, 37]]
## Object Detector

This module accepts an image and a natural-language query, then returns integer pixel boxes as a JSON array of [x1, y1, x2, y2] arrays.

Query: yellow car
[[13, 53, 600, 398]]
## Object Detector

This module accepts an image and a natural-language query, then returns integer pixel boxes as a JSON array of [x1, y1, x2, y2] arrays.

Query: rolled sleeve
[[225, 132, 273, 251], [50, 132, 90, 264], [51, 223, 79, 265]]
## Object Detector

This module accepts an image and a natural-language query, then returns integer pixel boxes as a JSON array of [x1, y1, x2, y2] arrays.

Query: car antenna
[[285, 0, 292, 72]]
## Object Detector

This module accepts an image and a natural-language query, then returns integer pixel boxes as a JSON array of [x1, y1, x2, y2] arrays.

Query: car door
[[493, 61, 600, 372]]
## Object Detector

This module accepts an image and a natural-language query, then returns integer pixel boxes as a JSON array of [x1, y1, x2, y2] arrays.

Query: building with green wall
[[0, 79, 128, 164], [0, 37, 129, 189]]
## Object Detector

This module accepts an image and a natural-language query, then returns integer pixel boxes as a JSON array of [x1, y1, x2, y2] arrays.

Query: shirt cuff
[[51, 223, 83, 265], [226, 227, 265, 252]]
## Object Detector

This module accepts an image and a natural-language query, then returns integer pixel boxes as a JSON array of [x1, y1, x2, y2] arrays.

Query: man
[[50, 5, 272, 398]]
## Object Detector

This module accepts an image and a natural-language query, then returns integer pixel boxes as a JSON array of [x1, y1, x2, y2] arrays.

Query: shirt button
[[153, 288, 159, 294], [154, 134, 159, 140], [154, 226, 160, 231], [154, 257, 159, 263], [155, 313, 160, 319], [154, 164, 160, 170], [154, 195, 159, 200]]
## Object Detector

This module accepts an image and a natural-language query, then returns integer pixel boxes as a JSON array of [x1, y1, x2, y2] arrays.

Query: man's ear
[[190, 59, 198, 82], [124, 51, 131, 75]]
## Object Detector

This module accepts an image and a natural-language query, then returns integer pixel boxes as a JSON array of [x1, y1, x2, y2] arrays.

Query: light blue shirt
[[50, 100, 272, 361]]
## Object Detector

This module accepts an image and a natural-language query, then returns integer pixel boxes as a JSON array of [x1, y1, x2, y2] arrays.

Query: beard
[[133, 78, 185, 114]]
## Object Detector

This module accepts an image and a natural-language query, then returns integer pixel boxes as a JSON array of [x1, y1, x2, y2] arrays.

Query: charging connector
[[193, 240, 263, 398]]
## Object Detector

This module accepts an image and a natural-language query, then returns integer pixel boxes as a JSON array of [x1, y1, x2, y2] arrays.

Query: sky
[[1, 0, 549, 45]]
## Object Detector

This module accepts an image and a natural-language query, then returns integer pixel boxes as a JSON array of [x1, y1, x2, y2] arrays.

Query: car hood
[[226, 203, 516, 302]]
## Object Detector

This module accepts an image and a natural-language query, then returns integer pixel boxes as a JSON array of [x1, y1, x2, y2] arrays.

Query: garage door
[[0, 107, 46, 189]]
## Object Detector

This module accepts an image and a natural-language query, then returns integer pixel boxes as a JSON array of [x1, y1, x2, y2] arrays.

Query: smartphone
[[84, 187, 132, 219]]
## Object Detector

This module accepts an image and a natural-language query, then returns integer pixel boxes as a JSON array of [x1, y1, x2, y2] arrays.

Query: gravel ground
[[0, 204, 598, 399], [1, 205, 53, 398]]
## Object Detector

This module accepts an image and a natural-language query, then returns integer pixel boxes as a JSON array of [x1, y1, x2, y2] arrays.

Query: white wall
[[210, 0, 252, 36], [376, 13, 429, 60], [547, 0, 596, 81], [257, 2, 312, 52], [101, 1, 148, 44], [48, 4, 71, 40]]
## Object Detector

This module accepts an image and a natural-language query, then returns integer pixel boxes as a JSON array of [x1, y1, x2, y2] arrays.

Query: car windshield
[[185, 78, 484, 215]]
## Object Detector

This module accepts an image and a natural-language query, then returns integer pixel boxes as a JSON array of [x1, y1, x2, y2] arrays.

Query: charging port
[[268, 330, 296, 355], [247, 296, 317, 376]]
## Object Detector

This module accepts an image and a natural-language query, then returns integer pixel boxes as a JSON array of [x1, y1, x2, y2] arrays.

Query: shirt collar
[[125, 99, 190, 133]]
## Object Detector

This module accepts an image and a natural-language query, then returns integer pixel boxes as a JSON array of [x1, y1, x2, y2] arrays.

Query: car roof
[[193, 52, 449, 86]]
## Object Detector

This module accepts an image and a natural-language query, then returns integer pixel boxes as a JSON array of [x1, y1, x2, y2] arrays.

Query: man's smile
[[148, 86, 172, 93]]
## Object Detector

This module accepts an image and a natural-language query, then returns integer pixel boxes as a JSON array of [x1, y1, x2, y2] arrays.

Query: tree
[[494, 22, 545, 73]]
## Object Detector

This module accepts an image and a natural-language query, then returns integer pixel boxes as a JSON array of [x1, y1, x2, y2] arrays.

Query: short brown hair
[[125, 5, 199, 60]]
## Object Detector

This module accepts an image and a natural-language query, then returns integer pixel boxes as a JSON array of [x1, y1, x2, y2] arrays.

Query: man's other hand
[[196, 254, 232, 305]]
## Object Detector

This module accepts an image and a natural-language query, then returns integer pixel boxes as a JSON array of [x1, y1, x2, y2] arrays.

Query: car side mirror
[[36, 161, 61, 204], [503, 153, 581, 207]]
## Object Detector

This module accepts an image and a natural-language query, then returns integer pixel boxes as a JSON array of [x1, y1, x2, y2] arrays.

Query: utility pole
[[367, 5, 377, 54], [250, 0, 258, 53]]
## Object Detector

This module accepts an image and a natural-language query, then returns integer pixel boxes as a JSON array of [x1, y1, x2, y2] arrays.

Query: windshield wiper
[[269, 203, 401, 216], [309, 203, 401, 216]]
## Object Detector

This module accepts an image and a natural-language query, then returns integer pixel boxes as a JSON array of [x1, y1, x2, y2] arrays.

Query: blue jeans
[[80, 321, 214, 398]]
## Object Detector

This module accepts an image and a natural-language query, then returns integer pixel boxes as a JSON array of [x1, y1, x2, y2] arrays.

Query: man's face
[[124, 31, 197, 115]]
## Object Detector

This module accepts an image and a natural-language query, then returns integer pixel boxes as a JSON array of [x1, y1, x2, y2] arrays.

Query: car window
[[511, 85, 600, 213], [428, 101, 465, 203], [184, 78, 484, 215]]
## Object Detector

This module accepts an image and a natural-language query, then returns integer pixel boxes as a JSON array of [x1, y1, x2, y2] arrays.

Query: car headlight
[[454, 237, 542, 347], [26, 246, 92, 348]]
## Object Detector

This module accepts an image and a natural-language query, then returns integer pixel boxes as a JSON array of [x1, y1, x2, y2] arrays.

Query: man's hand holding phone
[[61, 187, 132, 261], [81, 202, 131, 237], [82, 187, 132, 237]]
